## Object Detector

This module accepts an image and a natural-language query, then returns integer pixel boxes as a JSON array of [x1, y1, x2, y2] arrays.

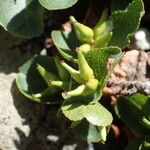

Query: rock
[[47, 135, 59, 143], [62, 144, 77, 150], [0, 28, 40, 150], [110, 50, 149, 82]]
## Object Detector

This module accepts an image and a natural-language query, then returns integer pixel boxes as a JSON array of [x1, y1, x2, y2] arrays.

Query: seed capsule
[[70, 16, 94, 43], [93, 9, 112, 39], [62, 78, 98, 99], [62, 84, 86, 99], [95, 31, 112, 48], [94, 9, 108, 31], [32, 86, 58, 99], [142, 141, 150, 149], [55, 58, 70, 80], [77, 50, 94, 80], [142, 116, 150, 129], [49, 80, 69, 90], [36, 64, 59, 86], [60, 60, 84, 83], [94, 17, 113, 39], [86, 78, 99, 91], [78, 44, 91, 54]]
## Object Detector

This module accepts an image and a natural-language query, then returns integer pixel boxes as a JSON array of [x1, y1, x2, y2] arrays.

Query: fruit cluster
[[70, 9, 112, 54], [35, 9, 113, 100]]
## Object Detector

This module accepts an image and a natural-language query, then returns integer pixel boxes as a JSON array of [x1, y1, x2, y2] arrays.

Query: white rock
[[0, 29, 38, 150], [135, 29, 150, 50]]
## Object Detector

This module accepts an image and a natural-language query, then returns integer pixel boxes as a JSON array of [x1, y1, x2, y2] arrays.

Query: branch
[[103, 81, 150, 96]]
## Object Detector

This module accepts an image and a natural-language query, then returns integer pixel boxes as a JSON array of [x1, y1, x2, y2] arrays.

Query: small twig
[[104, 80, 150, 96]]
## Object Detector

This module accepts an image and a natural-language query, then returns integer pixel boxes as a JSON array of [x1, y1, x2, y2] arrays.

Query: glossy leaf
[[16, 55, 62, 103], [61, 101, 112, 126], [0, 0, 44, 38], [38, 0, 78, 10], [109, 0, 144, 48], [115, 93, 150, 135], [51, 30, 81, 62]]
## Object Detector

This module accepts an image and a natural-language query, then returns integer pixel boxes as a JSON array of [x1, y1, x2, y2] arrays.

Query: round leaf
[[38, 0, 78, 10], [52, 30, 81, 62], [0, 0, 44, 38], [109, 0, 145, 48], [61, 101, 112, 126]]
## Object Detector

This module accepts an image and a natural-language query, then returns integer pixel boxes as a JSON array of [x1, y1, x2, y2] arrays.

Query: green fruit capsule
[[93, 9, 113, 39], [70, 16, 94, 43], [142, 116, 150, 129], [61, 61, 84, 83], [95, 31, 112, 48], [78, 44, 91, 54], [49, 80, 69, 90], [86, 78, 99, 91], [32, 86, 58, 99], [142, 141, 150, 149], [77, 50, 94, 80], [94, 9, 108, 30], [62, 78, 98, 99], [62, 84, 86, 99], [94, 20, 113, 39], [36, 64, 59, 86], [55, 58, 70, 80]]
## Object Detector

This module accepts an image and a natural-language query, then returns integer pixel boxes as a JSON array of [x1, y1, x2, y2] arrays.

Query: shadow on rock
[[11, 80, 48, 150], [11, 81, 88, 150]]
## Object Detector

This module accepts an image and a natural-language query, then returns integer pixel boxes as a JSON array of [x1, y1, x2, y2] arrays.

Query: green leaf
[[115, 94, 150, 135], [85, 47, 121, 83], [61, 101, 112, 126], [109, 0, 145, 48], [38, 0, 78, 10], [16, 55, 62, 103], [73, 119, 106, 143], [0, 0, 44, 38], [51, 30, 81, 62]]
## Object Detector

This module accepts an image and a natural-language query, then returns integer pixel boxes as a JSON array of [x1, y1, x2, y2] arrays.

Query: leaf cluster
[[16, 0, 147, 144]]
